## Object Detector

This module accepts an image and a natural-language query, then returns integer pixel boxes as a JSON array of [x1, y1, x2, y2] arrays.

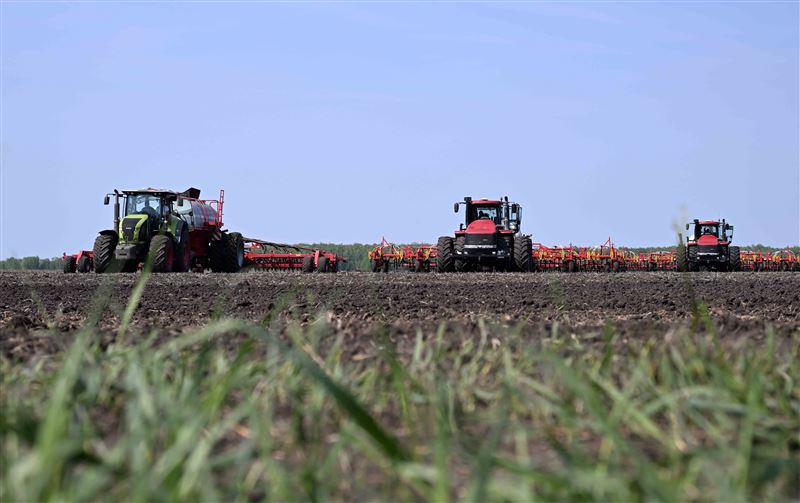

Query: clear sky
[[1, 1, 798, 258]]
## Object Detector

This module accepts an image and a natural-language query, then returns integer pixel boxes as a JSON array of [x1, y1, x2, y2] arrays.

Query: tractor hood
[[697, 234, 723, 245], [466, 219, 497, 234]]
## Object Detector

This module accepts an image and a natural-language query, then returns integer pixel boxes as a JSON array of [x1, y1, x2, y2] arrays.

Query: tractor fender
[[98, 229, 118, 238]]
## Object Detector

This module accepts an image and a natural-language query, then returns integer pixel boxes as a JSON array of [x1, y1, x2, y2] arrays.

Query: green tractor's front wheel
[[149, 235, 174, 273], [93, 233, 118, 273]]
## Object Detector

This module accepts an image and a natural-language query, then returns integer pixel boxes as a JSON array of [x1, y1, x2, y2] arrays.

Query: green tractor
[[93, 188, 243, 273]]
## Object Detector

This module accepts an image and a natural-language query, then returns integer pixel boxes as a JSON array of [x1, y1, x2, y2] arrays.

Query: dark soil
[[2, 270, 798, 361]]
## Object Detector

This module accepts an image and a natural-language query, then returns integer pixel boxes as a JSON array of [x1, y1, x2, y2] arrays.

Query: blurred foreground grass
[[1, 288, 798, 501]]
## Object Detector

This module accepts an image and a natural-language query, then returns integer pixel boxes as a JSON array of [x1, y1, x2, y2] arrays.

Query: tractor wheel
[[63, 256, 77, 273], [382, 260, 390, 273], [77, 255, 91, 273], [687, 246, 699, 271], [454, 237, 468, 272], [302, 256, 315, 273], [317, 256, 329, 273], [93, 234, 118, 273], [173, 226, 191, 272], [149, 235, 174, 273], [436, 236, 455, 272], [729, 246, 741, 272], [513, 235, 532, 272], [676, 245, 688, 272]]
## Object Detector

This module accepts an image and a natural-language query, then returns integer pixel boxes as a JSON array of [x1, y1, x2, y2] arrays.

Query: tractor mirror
[[103, 195, 110, 205], [454, 203, 459, 213], [685, 224, 689, 230], [511, 203, 519, 213]]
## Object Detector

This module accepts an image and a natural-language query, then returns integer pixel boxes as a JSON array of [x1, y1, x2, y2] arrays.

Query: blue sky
[[1, 2, 798, 257]]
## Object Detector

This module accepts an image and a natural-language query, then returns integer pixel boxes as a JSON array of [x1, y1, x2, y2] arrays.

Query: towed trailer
[[243, 238, 346, 273], [62, 250, 94, 273]]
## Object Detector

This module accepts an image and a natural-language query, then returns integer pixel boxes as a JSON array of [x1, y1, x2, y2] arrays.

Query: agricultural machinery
[[677, 219, 740, 272], [437, 196, 531, 272], [62, 250, 93, 273], [243, 239, 346, 272], [93, 188, 244, 273]]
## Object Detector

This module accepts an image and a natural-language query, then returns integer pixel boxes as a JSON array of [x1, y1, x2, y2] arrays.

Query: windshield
[[470, 205, 500, 224], [126, 194, 163, 217], [698, 224, 719, 237]]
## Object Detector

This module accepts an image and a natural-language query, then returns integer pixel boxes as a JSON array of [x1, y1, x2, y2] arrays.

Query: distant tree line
[[0, 256, 64, 270], [3, 244, 798, 272]]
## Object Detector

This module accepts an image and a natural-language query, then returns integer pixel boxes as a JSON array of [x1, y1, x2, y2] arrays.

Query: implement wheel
[[317, 256, 329, 273], [302, 256, 314, 273], [63, 256, 77, 273], [77, 255, 91, 273]]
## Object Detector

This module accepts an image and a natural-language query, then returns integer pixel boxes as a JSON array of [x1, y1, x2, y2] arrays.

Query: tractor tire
[[514, 236, 532, 272], [149, 235, 174, 273], [77, 255, 91, 273], [729, 246, 741, 272], [302, 256, 315, 273], [676, 245, 688, 272], [93, 234, 118, 274], [173, 225, 191, 272], [687, 246, 699, 271], [63, 256, 77, 273], [317, 256, 329, 273], [454, 236, 467, 272], [436, 236, 455, 273]]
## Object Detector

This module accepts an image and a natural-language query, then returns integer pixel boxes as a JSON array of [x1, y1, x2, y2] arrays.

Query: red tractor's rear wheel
[[513, 236, 532, 272], [436, 236, 455, 272]]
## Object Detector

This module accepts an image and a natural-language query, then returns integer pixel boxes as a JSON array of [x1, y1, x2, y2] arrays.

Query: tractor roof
[[121, 188, 179, 199], [471, 199, 502, 205], [698, 220, 721, 225]]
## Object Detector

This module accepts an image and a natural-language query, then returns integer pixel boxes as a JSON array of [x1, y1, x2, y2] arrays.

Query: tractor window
[[126, 195, 162, 217], [470, 206, 500, 224], [699, 224, 719, 237]]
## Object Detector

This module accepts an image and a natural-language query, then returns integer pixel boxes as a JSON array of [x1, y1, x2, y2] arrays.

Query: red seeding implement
[[366, 239, 438, 273], [369, 237, 403, 273], [62, 250, 93, 273], [243, 239, 346, 273], [740, 249, 800, 272]]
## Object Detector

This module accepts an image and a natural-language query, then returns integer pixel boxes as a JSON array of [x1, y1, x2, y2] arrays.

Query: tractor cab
[[687, 219, 733, 244], [456, 196, 522, 233], [114, 189, 181, 244]]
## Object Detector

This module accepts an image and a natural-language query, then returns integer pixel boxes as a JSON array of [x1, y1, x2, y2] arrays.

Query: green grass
[[1, 284, 798, 501]]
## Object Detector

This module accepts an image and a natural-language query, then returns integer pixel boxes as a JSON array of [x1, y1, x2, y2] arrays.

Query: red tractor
[[437, 196, 532, 272], [677, 219, 740, 272]]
